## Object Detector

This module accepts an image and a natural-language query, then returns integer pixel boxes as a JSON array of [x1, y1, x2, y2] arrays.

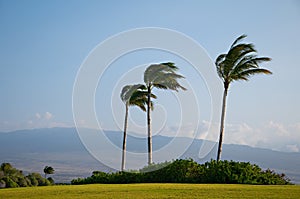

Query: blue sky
[[0, 0, 300, 152]]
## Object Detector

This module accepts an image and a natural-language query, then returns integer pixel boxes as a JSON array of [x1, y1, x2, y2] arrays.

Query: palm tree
[[43, 166, 54, 178], [215, 34, 272, 161], [144, 62, 186, 165], [120, 84, 156, 171]]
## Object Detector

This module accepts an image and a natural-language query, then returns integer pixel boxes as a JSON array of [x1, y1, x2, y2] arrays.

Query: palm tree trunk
[[147, 86, 152, 165], [121, 104, 129, 171], [217, 86, 228, 161]]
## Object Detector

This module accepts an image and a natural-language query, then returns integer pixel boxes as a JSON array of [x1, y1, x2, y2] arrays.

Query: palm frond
[[144, 64, 160, 85], [215, 54, 226, 66], [230, 54, 259, 78], [235, 68, 272, 81], [152, 73, 186, 91], [215, 54, 226, 80], [160, 62, 179, 70], [230, 34, 247, 49], [150, 93, 157, 99], [120, 84, 145, 102], [249, 57, 272, 64], [129, 98, 147, 112], [144, 64, 171, 84], [131, 90, 157, 99], [120, 85, 132, 102], [150, 101, 154, 111], [120, 83, 157, 112], [215, 35, 272, 86], [144, 63, 180, 85], [154, 73, 185, 82], [231, 56, 272, 79], [226, 43, 256, 62], [221, 43, 256, 80], [152, 83, 168, 90], [144, 63, 186, 92]]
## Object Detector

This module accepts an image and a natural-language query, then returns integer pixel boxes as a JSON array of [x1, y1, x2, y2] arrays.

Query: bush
[[27, 173, 51, 186], [0, 162, 53, 188], [71, 159, 291, 185], [0, 179, 6, 188], [47, 177, 55, 185], [3, 177, 19, 188]]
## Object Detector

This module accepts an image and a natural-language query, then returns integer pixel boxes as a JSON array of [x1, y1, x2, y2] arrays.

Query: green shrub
[[0, 179, 6, 188], [3, 177, 19, 188], [47, 177, 55, 185], [0, 162, 53, 188], [71, 159, 291, 185]]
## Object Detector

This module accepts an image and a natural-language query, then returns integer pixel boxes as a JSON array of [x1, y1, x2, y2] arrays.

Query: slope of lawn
[[1, 184, 300, 199]]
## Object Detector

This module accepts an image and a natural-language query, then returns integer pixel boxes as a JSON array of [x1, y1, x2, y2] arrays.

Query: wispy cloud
[[35, 113, 41, 119], [212, 121, 300, 152], [44, 112, 53, 120], [0, 112, 72, 132], [154, 120, 300, 153]]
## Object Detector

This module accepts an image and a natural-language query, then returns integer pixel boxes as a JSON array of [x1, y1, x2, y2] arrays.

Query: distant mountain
[[0, 127, 299, 184]]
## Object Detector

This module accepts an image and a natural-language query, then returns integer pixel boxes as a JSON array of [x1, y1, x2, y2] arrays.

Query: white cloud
[[44, 112, 53, 120], [35, 112, 53, 120], [286, 144, 299, 152], [161, 123, 196, 138], [150, 120, 300, 153], [0, 112, 73, 132], [35, 113, 41, 119], [221, 121, 300, 152]]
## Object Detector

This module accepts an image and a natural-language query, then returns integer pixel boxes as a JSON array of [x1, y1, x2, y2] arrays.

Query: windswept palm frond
[[121, 84, 156, 111], [222, 43, 256, 79], [160, 62, 179, 70], [152, 83, 168, 90], [143, 63, 180, 86], [215, 54, 226, 79], [235, 68, 272, 81], [128, 90, 157, 111], [120, 84, 145, 103], [152, 73, 186, 91], [216, 34, 271, 86], [231, 56, 272, 80], [144, 62, 186, 91], [230, 34, 247, 49], [120, 85, 131, 102]]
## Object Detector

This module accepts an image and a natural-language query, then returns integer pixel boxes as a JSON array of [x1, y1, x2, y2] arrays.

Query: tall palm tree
[[215, 34, 272, 161], [144, 62, 186, 165], [120, 84, 156, 171]]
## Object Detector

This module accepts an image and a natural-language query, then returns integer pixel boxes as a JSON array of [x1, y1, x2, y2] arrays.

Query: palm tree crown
[[120, 84, 155, 111], [144, 62, 186, 92], [216, 34, 272, 89]]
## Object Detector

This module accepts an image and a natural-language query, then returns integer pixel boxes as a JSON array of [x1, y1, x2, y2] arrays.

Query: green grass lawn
[[1, 184, 300, 199]]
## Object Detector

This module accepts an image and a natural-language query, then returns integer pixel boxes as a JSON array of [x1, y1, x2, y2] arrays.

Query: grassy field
[[1, 184, 300, 199]]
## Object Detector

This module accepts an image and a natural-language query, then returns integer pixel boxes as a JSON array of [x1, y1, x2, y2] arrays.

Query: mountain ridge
[[0, 127, 299, 184]]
